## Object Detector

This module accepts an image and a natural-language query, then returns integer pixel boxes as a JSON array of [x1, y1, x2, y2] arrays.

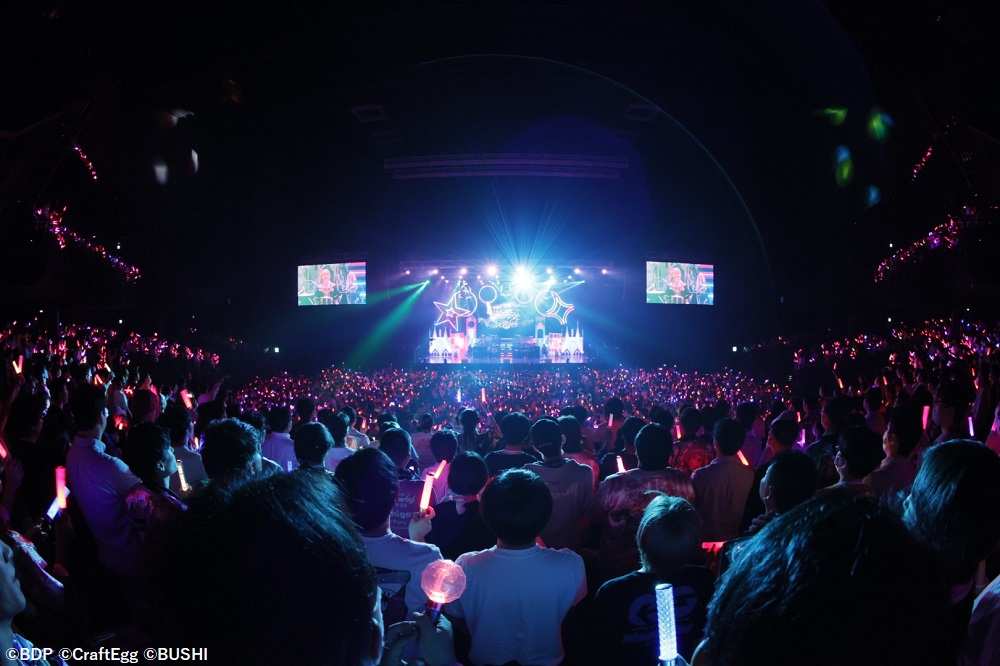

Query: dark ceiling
[[1, 0, 998, 363]]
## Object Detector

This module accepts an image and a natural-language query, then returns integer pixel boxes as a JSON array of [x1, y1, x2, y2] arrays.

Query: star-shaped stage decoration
[[434, 295, 463, 329], [535, 291, 575, 325]]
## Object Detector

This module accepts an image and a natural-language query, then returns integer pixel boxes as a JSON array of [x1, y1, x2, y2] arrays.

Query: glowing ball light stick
[[55, 467, 67, 510], [655, 583, 678, 664], [420, 559, 467, 622]]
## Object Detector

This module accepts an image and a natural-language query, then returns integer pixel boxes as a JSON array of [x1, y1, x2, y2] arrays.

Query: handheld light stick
[[673, 424, 682, 440], [608, 414, 614, 428], [796, 411, 802, 422], [177, 460, 190, 493], [481, 388, 486, 403], [616, 456, 626, 474], [922, 405, 930, 430], [180, 390, 193, 409], [457, 388, 462, 403], [419, 474, 436, 513], [969, 416, 975, 438], [0, 439, 8, 459], [655, 583, 678, 664], [55, 466, 67, 510], [420, 559, 467, 622], [736, 450, 750, 466]]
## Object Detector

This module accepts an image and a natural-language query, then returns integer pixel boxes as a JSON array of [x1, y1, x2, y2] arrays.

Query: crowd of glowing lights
[[35, 205, 142, 283]]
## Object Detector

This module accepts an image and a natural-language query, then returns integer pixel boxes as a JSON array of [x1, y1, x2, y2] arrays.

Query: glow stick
[[12, 356, 23, 374], [180, 389, 193, 409], [673, 424, 682, 440], [608, 414, 614, 428], [655, 583, 678, 662], [737, 450, 750, 466], [481, 388, 486, 403], [969, 416, 975, 438], [837, 377, 844, 390], [419, 474, 436, 512], [431, 459, 446, 479], [287, 460, 294, 472], [616, 456, 626, 474], [457, 388, 462, 403], [798, 427, 806, 446], [796, 411, 802, 422], [0, 440, 7, 459], [421, 559, 467, 622], [192, 435, 201, 451], [922, 405, 930, 430], [176, 460, 190, 493], [701, 541, 725, 553], [55, 466, 67, 509]]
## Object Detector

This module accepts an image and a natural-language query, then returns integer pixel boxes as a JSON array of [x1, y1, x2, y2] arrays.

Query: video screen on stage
[[297, 262, 367, 306], [427, 274, 586, 364], [646, 261, 714, 305]]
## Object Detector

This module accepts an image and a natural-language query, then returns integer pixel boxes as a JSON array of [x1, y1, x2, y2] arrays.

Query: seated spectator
[[816, 426, 883, 496], [904, 439, 1000, 656], [3, 393, 51, 533], [200, 418, 263, 482], [590, 494, 713, 664], [421, 430, 458, 502], [695, 491, 952, 666], [411, 414, 435, 471], [691, 418, 755, 542], [866, 407, 920, 500], [670, 407, 714, 475], [483, 413, 538, 477], [122, 423, 185, 546], [806, 395, 852, 488], [745, 449, 817, 535], [560, 415, 599, 489], [740, 417, 799, 533], [420, 452, 494, 560], [0, 539, 68, 666], [129, 389, 161, 426], [261, 406, 295, 472], [447, 468, 586, 666], [322, 412, 353, 472], [158, 405, 207, 497], [293, 422, 335, 477], [597, 416, 644, 482], [591, 423, 695, 581], [153, 472, 455, 665], [334, 449, 442, 627], [931, 380, 977, 445], [457, 408, 489, 456], [525, 417, 593, 550], [380, 428, 429, 538]]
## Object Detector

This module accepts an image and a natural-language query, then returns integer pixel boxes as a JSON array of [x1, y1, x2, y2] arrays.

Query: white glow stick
[[177, 460, 190, 493], [969, 416, 975, 438], [655, 583, 678, 662], [457, 388, 462, 403], [616, 455, 626, 474], [481, 388, 486, 403], [608, 414, 614, 428], [737, 450, 750, 466], [419, 474, 435, 512]]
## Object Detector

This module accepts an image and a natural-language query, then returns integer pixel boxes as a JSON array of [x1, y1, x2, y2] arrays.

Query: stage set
[[296, 259, 716, 366]]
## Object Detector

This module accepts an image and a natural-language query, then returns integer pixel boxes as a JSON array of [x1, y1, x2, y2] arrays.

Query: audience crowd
[[1, 316, 1000, 665]]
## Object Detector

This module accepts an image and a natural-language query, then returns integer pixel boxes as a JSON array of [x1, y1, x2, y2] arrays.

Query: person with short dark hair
[[483, 412, 538, 477], [153, 472, 455, 665], [931, 380, 977, 445], [591, 423, 695, 581], [293, 422, 335, 477], [447, 468, 586, 666], [122, 423, 184, 545], [380, 428, 430, 538], [694, 492, 952, 666], [262, 406, 295, 472], [905, 439, 1000, 656], [335, 449, 442, 628], [290, 397, 317, 438], [866, 406, 921, 499], [671, 407, 715, 474], [67, 384, 143, 578], [739, 417, 801, 533], [806, 394, 852, 488], [419, 452, 494, 560], [524, 417, 594, 550], [590, 494, 713, 664], [817, 426, 883, 496], [200, 418, 262, 481], [157, 405, 207, 497], [411, 413, 435, 472], [746, 449, 817, 535], [323, 412, 353, 472], [422, 430, 458, 502], [691, 418, 755, 542]]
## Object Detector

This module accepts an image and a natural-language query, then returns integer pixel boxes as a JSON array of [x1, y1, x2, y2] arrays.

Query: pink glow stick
[[922, 405, 930, 430], [616, 456, 626, 474], [55, 467, 67, 509], [180, 390, 193, 409], [737, 451, 750, 466]]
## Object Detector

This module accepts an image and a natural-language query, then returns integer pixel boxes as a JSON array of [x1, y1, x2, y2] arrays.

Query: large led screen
[[297, 262, 367, 306], [646, 261, 714, 305]]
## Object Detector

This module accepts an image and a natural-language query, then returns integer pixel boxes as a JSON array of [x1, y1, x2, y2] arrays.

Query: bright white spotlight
[[405, 270, 411, 275], [546, 267, 553, 274], [430, 268, 439, 275], [513, 270, 534, 291], [459, 267, 468, 275], [486, 265, 498, 277], [574, 268, 582, 275], [601, 268, 608, 275]]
